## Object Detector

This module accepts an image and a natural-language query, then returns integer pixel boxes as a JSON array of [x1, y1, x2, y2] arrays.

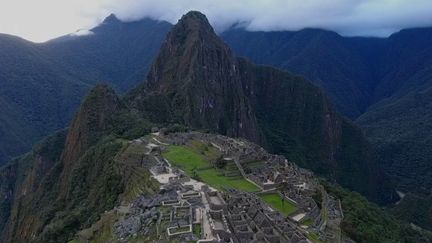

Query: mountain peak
[[145, 11, 231, 92], [62, 84, 121, 168], [136, 11, 261, 142], [180, 11, 211, 25], [172, 10, 215, 36], [103, 13, 121, 25]]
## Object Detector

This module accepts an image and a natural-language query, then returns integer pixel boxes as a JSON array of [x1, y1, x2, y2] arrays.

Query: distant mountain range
[[2, 12, 432, 230], [223, 26, 432, 229], [0, 16, 170, 165], [1, 12, 427, 242]]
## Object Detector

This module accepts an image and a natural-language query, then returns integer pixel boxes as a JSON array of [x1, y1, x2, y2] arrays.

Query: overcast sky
[[0, 0, 432, 42]]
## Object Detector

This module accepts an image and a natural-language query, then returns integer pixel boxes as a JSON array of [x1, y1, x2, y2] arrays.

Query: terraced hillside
[[163, 142, 260, 192]]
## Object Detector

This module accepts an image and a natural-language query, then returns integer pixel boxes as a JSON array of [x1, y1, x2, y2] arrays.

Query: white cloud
[[0, 0, 112, 42], [0, 0, 432, 42], [70, 29, 94, 37]]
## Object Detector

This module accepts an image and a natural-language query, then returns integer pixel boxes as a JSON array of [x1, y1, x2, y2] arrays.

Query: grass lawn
[[163, 145, 210, 173], [307, 232, 323, 243], [259, 193, 297, 217], [302, 218, 314, 227], [192, 224, 202, 238], [199, 168, 259, 191], [163, 145, 259, 192]]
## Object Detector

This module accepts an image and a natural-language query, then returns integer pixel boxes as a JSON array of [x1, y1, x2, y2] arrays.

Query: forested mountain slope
[[0, 16, 170, 165], [223, 27, 432, 229], [0, 12, 426, 242]]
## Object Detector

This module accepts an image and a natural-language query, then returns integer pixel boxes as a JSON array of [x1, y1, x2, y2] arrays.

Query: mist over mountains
[[0, 16, 170, 164], [3, 0, 432, 42], [1, 10, 432, 238]]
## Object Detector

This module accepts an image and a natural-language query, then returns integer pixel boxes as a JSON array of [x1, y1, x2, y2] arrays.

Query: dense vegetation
[[0, 16, 170, 166], [391, 193, 432, 231], [358, 88, 432, 194], [128, 12, 392, 204], [2, 15, 432, 208], [323, 181, 432, 243], [0, 84, 160, 242], [1, 11, 432, 242], [0, 130, 67, 234], [238, 59, 393, 203], [222, 29, 383, 119], [2, 15, 432, 224], [223, 27, 432, 228]]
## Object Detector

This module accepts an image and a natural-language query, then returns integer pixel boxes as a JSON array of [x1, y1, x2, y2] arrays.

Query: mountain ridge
[[1, 11, 430, 242], [0, 15, 170, 165], [2, 13, 432, 168], [129, 11, 393, 203]]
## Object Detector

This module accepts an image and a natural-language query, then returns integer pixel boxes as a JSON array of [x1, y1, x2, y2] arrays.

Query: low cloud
[[0, 0, 431, 42], [107, 0, 432, 37], [70, 29, 94, 37]]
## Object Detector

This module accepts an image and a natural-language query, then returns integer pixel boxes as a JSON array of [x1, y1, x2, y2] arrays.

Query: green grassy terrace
[[162, 143, 259, 192], [259, 193, 297, 217]]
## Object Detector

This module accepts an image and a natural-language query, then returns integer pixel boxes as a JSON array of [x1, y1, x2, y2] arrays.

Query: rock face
[[0, 131, 66, 241], [134, 11, 261, 143], [131, 11, 393, 203], [60, 84, 121, 191], [0, 85, 124, 243]]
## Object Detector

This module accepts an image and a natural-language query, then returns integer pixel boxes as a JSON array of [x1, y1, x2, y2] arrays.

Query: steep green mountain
[[357, 28, 432, 183], [391, 192, 432, 232], [0, 83, 423, 242], [323, 182, 432, 243], [0, 16, 170, 166], [223, 27, 432, 229], [0, 11, 428, 242], [129, 11, 261, 143], [358, 88, 432, 194], [0, 34, 89, 165], [222, 28, 385, 119], [42, 15, 171, 93], [0, 85, 158, 242], [357, 86, 432, 230], [0, 130, 67, 234], [128, 11, 393, 203], [355, 29, 432, 230], [3, 14, 432, 215], [371, 28, 432, 101]]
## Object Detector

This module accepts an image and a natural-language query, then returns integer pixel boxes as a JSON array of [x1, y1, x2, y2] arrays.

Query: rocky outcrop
[[132, 11, 261, 143], [62, 84, 121, 166], [1, 85, 124, 243], [0, 131, 66, 242], [59, 84, 121, 195]]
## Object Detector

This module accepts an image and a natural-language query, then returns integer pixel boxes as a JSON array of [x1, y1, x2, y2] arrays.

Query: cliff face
[[236, 58, 390, 201], [131, 11, 392, 202], [237, 58, 340, 168], [134, 11, 261, 143], [0, 85, 125, 243], [0, 130, 66, 241], [59, 85, 122, 195]]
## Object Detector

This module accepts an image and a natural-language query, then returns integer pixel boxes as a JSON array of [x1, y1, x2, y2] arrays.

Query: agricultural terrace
[[259, 193, 297, 217], [162, 141, 259, 192]]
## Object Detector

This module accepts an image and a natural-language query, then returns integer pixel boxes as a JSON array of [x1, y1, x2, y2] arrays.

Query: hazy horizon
[[1, 0, 432, 42]]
